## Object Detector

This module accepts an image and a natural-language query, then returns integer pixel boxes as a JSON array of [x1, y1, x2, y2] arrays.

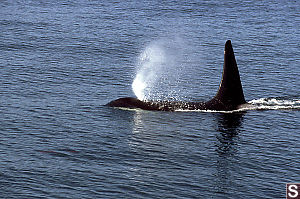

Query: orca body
[[107, 40, 246, 111]]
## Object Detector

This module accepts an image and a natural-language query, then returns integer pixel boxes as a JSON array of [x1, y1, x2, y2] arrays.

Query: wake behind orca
[[107, 40, 247, 111]]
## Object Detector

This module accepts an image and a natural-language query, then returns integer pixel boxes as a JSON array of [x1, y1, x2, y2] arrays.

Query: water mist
[[132, 38, 187, 101]]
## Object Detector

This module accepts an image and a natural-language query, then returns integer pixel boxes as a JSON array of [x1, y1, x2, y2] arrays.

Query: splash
[[174, 97, 300, 113], [132, 43, 166, 101], [132, 38, 187, 101], [247, 98, 300, 110]]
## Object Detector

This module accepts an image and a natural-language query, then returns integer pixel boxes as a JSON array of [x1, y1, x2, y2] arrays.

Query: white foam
[[174, 98, 300, 112], [249, 98, 300, 106], [113, 100, 300, 113]]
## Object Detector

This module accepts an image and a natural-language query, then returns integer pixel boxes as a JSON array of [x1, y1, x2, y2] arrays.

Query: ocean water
[[0, 0, 299, 198]]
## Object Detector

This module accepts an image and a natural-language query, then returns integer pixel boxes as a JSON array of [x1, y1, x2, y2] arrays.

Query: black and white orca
[[107, 40, 247, 111]]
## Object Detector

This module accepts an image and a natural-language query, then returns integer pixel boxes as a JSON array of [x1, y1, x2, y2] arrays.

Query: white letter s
[[288, 185, 298, 198]]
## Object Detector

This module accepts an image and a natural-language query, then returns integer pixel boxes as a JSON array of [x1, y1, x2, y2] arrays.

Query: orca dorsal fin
[[213, 40, 246, 106]]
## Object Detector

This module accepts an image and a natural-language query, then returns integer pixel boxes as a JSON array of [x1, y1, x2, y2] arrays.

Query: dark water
[[1, 1, 299, 198]]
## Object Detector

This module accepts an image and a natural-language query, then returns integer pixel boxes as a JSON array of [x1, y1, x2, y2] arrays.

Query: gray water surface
[[0, 1, 299, 198]]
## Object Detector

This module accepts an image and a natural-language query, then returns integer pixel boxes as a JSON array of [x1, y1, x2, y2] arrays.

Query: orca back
[[107, 40, 247, 111]]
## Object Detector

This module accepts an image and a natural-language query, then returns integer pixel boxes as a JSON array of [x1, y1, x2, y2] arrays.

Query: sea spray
[[132, 42, 166, 101], [132, 38, 188, 101]]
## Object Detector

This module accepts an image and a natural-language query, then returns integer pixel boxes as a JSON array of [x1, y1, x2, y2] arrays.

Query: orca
[[107, 40, 246, 111]]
